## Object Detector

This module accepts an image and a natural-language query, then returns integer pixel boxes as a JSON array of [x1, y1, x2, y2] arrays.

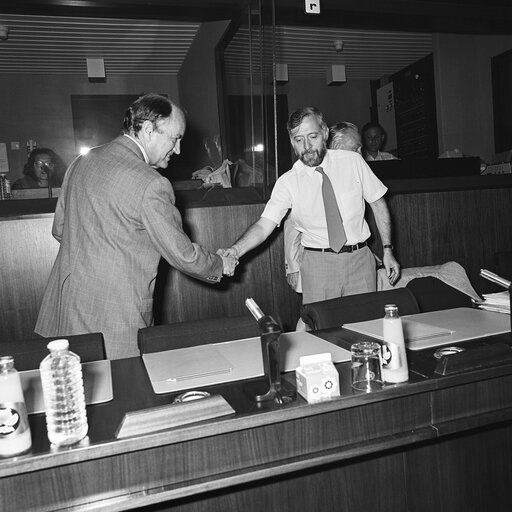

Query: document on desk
[[143, 331, 351, 394], [20, 360, 113, 415], [343, 307, 510, 351]]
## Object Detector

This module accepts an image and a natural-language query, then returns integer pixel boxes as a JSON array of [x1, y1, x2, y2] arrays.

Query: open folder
[[143, 331, 351, 394], [344, 307, 510, 351]]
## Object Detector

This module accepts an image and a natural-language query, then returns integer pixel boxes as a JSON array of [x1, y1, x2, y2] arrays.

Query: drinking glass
[[351, 341, 383, 392]]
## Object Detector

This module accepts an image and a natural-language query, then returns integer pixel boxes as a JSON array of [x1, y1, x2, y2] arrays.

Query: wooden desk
[[2, 329, 512, 512]]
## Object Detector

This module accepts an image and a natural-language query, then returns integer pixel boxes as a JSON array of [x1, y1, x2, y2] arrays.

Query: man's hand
[[383, 251, 401, 286], [217, 248, 238, 277], [286, 272, 300, 292]]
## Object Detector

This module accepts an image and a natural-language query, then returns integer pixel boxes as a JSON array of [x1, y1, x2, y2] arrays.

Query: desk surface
[[344, 307, 510, 350], [2, 328, 512, 512]]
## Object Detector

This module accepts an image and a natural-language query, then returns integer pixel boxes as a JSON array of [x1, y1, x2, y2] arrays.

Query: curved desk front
[[2, 328, 512, 512]]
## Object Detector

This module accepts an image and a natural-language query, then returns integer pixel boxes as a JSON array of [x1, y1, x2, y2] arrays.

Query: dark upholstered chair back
[[0, 332, 106, 371], [301, 288, 420, 331], [138, 316, 261, 355], [494, 251, 512, 281], [405, 277, 473, 313]]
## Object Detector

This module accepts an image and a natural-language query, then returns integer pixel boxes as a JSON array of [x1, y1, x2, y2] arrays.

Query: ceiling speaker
[[276, 63, 288, 83], [326, 64, 346, 85], [87, 58, 106, 82]]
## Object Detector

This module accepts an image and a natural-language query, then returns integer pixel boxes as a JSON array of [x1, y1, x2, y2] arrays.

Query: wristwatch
[[383, 244, 394, 250]]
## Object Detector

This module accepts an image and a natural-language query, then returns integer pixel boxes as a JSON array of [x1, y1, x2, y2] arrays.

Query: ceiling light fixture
[[333, 40, 343, 53], [0, 25, 9, 41]]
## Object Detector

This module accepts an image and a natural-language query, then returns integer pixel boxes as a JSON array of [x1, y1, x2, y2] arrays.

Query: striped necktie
[[316, 166, 347, 252]]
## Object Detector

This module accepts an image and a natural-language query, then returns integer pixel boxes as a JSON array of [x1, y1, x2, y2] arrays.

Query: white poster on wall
[[377, 82, 397, 153]]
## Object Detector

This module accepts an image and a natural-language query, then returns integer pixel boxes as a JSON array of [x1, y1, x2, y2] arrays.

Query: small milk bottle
[[381, 304, 409, 383], [0, 356, 32, 457], [40, 339, 88, 446]]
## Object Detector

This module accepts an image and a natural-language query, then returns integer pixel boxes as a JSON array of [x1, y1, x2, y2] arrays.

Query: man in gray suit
[[35, 93, 237, 359]]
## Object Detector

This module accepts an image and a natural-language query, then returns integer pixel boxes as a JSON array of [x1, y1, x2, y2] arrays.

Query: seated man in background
[[361, 122, 398, 161], [284, 121, 363, 293]]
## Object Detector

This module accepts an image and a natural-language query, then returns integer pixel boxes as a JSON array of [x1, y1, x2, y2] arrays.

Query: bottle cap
[[384, 304, 398, 311], [0, 355, 14, 371], [47, 339, 70, 351]]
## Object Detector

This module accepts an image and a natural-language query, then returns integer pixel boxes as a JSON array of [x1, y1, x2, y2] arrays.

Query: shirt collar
[[124, 133, 149, 164]]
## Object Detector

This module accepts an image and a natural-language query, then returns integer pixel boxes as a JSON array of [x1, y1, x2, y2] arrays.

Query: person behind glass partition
[[12, 148, 64, 189], [361, 122, 398, 161]]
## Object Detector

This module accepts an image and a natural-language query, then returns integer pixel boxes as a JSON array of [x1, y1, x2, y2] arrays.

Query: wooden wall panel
[[405, 423, 512, 512], [377, 187, 512, 294], [1, 184, 510, 344], [158, 204, 302, 331], [0, 215, 58, 342]]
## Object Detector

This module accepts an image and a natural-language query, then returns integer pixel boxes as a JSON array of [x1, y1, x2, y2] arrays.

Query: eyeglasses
[[35, 160, 54, 168]]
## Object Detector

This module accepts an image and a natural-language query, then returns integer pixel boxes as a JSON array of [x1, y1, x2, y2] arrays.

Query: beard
[[298, 146, 327, 167]]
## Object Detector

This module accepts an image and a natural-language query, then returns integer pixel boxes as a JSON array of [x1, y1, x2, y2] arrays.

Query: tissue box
[[295, 353, 340, 403]]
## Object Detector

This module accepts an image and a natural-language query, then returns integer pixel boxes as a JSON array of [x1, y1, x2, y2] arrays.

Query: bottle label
[[382, 341, 401, 370], [0, 403, 29, 437]]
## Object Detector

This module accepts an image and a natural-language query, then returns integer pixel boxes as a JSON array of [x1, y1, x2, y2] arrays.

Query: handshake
[[216, 247, 239, 277]]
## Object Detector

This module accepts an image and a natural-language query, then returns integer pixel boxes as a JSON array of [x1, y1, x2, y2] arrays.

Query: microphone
[[41, 163, 53, 198], [41, 162, 52, 175]]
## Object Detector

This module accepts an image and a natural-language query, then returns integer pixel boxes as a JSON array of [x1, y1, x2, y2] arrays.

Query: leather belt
[[304, 241, 367, 254]]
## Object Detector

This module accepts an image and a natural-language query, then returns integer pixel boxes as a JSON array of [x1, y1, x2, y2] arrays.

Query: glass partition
[[271, 1, 512, 176], [216, 0, 282, 193], [0, 1, 275, 201]]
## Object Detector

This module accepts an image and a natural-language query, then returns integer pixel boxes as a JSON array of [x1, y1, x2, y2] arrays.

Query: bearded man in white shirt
[[221, 106, 400, 304]]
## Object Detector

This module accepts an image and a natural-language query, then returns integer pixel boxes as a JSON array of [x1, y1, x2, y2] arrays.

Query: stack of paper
[[472, 291, 510, 315]]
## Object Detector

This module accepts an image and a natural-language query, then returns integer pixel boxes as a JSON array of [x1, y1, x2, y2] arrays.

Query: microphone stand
[[245, 298, 295, 405], [42, 164, 53, 198]]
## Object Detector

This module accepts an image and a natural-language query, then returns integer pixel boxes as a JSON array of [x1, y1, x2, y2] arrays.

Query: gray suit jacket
[[35, 135, 223, 359]]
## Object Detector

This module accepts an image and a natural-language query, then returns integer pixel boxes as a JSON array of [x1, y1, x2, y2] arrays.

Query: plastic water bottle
[[0, 356, 32, 457], [381, 304, 409, 383], [40, 339, 88, 446]]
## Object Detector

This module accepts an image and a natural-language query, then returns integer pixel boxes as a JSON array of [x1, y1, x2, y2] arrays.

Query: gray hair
[[287, 106, 328, 136], [328, 121, 361, 151], [122, 93, 180, 135]]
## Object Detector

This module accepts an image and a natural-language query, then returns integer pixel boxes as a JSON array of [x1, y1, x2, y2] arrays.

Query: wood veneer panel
[[142, 451, 408, 512], [2, 184, 511, 343], [158, 203, 300, 331], [158, 203, 275, 325], [430, 374, 512, 429], [1, 394, 430, 511], [0, 215, 58, 341], [385, 187, 512, 293], [405, 422, 512, 512]]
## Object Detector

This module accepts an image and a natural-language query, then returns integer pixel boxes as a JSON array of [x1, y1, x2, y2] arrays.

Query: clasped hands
[[216, 247, 239, 277]]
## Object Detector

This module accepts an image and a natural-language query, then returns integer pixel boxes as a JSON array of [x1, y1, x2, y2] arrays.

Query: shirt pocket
[[336, 187, 365, 222]]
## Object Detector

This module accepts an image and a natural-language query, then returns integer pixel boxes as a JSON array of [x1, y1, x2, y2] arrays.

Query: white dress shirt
[[124, 133, 149, 164], [364, 150, 398, 161], [262, 149, 387, 248]]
